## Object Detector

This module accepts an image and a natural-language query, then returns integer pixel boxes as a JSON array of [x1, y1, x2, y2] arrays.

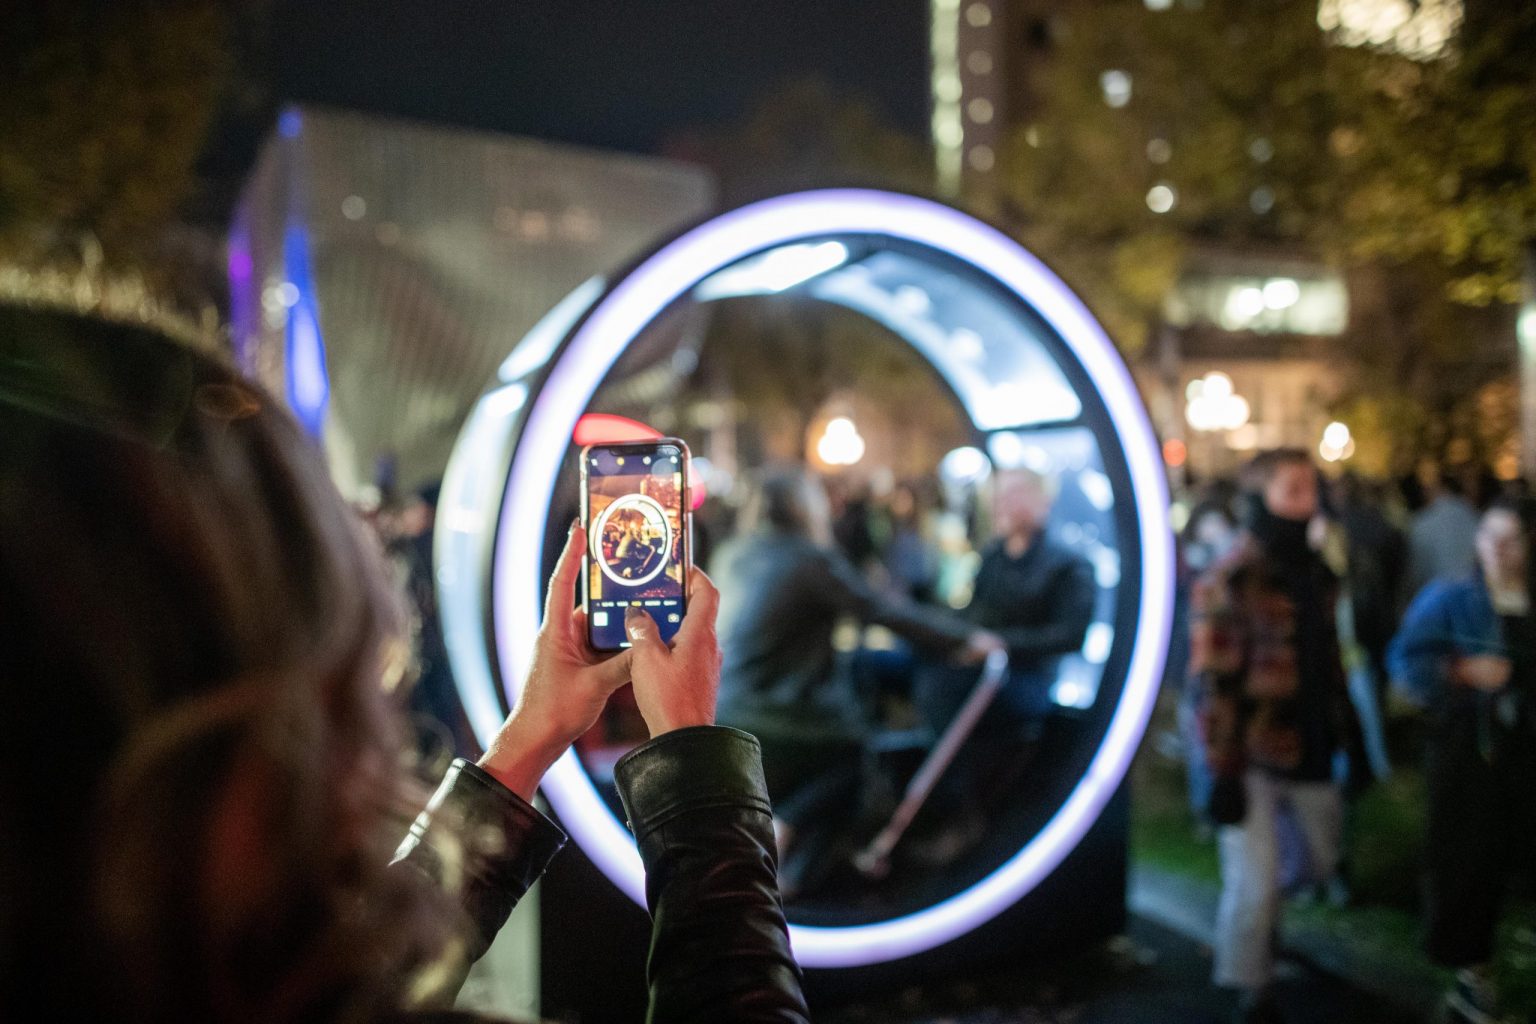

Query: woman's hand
[[623, 568, 722, 738], [1452, 654, 1512, 692], [479, 521, 633, 799]]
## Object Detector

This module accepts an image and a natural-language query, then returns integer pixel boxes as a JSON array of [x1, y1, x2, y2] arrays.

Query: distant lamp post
[[816, 416, 867, 467], [1146, 183, 1177, 214], [1319, 420, 1356, 463], [940, 445, 992, 485], [1101, 69, 1133, 108], [1185, 372, 1251, 432]]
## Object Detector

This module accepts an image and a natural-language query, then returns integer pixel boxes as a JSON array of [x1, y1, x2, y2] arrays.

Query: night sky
[[267, 0, 931, 154]]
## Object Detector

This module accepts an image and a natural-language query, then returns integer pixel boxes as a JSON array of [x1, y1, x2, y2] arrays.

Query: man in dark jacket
[[1190, 450, 1357, 1024], [947, 468, 1096, 722], [911, 467, 1095, 858]]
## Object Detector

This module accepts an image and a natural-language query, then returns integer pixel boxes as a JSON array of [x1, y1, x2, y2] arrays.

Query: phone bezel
[[578, 438, 692, 652]]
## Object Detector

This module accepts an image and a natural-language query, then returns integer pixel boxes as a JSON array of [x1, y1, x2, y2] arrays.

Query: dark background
[[201, 0, 930, 220], [268, 0, 930, 152]]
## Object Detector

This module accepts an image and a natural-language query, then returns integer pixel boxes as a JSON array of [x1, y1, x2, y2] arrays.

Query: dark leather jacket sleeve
[[615, 726, 811, 1024], [392, 758, 567, 967]]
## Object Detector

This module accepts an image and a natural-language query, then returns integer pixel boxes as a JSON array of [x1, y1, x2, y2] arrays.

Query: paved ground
[[818, 914, 1424, 1024]]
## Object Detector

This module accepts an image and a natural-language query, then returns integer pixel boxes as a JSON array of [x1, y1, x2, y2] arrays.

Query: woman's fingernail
[[571, 517, 581, 533], [624, 607, 648, 640]]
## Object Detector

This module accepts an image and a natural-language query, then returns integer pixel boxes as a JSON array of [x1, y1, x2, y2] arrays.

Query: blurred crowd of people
[[1171, 455, 1534, 1024], [708, 466, 1094, 896], [366, 444, 1535, 1024]]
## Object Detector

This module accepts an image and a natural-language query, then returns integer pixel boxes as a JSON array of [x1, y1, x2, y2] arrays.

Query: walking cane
[[854, 648, 1011, 878]]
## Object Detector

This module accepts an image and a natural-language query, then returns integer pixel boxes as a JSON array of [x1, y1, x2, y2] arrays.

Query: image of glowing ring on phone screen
[[585, 455, 686, 648]]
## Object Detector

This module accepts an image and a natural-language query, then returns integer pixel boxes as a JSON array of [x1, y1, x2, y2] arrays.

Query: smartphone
[[580, 439, 692, 652]]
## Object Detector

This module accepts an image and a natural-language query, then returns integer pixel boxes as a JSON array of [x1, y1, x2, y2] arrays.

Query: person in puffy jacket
[[0, 305, 809, 1023], [1188, 450, 1359, 1024]]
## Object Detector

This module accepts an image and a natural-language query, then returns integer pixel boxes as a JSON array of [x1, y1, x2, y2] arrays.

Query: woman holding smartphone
[[0, 305, 809, 1023]]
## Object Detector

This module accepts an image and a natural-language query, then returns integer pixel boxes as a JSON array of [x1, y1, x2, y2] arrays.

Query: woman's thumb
[[625, 606, 666, 656]]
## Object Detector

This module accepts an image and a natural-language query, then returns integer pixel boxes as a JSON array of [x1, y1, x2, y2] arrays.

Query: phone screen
[[582, 441, 689, 651]]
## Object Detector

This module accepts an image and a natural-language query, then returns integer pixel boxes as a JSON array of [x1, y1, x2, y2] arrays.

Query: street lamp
[[1319, 420, 1355, 462], [1185, 371, 1251, 432], [816, 416, 866, 467]]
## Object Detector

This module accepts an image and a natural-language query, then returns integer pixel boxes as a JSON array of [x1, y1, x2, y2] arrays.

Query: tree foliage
[[675, 82, 971, 469], [695, 296, 971, 462], [1002, 0, 1352, 352], [1337, 2, 1536, 304], [0, 2, 230, 274], [670, 76, 935, 207], [1001, 0, 1536, 469]]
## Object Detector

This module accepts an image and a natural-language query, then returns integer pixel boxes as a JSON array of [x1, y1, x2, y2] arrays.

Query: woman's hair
[[0, 308, 458, 1021]]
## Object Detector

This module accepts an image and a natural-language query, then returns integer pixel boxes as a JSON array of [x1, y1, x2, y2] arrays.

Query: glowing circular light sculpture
[[591, 494, 674, 588], [443, 189, 1174, 968]]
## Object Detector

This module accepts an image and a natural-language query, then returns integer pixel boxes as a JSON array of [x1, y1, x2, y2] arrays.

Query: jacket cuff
[[394, 758, 567, 906], [614, 726, 773, 840]]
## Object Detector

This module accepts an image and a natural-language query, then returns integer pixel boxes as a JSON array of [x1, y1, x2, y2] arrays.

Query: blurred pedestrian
[[1404, 468, 1479, 604], [1332, 474, 1407, 703], [1190, 450, 1360, 1024], [1388, 499, 1536, 1024], [831, 478, 879, 570], [386, 483, 478, 764], [1176, 498, 1240, 826], [881, 481, 940, 603]]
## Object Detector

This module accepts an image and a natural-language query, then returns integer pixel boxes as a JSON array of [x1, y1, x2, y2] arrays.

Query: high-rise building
[[930, 0, 1003, 201], [927, 1, 1365, 476]]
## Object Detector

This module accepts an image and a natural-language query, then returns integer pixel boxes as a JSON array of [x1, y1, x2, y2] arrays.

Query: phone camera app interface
[[587, 447, 685, 649]]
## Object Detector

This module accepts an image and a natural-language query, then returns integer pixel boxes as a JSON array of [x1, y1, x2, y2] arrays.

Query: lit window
[[968, 145, 996, 172], [965, 2, 992, 28], [1317, 0, 1461, 60], [933, 116, 965, 149], [968, 97, 994, 124]]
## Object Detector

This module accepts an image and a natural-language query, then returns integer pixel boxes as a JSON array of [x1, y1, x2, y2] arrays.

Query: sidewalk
[[1130, 862, 1442, 1023], [819, 909, 1418, 1023]]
